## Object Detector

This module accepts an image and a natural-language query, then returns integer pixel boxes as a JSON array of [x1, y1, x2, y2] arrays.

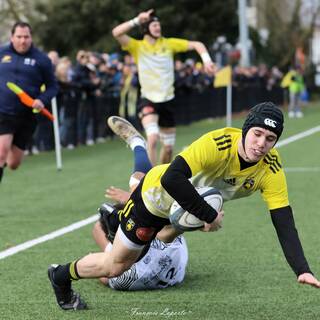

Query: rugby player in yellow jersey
[[112, 9, 216, 166], [48, 102, 320, 311]]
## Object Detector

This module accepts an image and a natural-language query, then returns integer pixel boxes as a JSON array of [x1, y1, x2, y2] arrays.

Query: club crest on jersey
[[1, 55, 11, 63], [126, 218, 135, 231], [243, 178, 255, 190], [264, 118, 276, 128]]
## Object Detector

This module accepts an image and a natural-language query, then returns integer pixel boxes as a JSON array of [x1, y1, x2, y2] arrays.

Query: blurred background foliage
[[0, 0, 319, 70], [10, 0, 239, 57]]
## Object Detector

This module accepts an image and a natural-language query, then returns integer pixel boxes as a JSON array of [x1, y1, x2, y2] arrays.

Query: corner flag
[[214, 66, 232, 88]]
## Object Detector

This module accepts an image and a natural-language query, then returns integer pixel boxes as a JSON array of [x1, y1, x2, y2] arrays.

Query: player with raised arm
[[112, 9, 216, 165]]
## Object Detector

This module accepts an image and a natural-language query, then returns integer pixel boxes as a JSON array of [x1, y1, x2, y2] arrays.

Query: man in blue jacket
[[0, 22, 58, 182]]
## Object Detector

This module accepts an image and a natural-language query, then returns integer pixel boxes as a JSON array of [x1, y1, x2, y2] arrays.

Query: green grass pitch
[[0, 103, 320, 320]]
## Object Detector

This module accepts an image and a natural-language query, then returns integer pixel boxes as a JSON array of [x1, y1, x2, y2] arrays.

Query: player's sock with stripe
[[129, 136, 145, 150], [53, 261, 81, 284], [133, 146, 152, 174], [0, 167, 3, 183]]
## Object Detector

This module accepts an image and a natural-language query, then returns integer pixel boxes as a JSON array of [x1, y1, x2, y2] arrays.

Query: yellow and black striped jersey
[[142, 127, 289, 218], [122, 37, 189, 103]]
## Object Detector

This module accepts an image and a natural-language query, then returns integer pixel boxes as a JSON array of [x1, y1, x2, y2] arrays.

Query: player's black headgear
[[141, 13, 160, 37], [242, 102, 284, 142]]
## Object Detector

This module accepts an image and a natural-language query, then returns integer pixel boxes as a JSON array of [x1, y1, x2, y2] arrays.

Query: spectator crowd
[[27, 49, 288, 154]]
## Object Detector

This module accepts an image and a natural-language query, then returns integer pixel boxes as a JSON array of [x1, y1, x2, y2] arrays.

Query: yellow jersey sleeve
[[122, 37, 139, 61], [178, 132, 219, 176], [260, 151, 289, 210], [166, 38, 189, 54]]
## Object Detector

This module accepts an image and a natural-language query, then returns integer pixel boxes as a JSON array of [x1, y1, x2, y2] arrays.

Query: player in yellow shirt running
[[48, 102, 320, 310], [112, 9, 216, 165]]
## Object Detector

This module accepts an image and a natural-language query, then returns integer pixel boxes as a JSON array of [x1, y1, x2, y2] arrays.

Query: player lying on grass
[[48, 102, 320, 311], [91, 118, 187, 291]]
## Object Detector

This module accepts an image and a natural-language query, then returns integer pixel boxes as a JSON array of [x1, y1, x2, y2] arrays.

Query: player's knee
[[107, 261, 131, 278], [129, 172, 145, 190], [147, 135, 158, 149], [144, 123, 160, 143], [7, 161, 20, 170], [160, 132, 175, 149], [99, 252, 134, 278], [162, 144, 173, 154]]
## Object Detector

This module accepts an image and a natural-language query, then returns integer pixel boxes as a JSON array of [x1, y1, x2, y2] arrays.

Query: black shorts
[[0, 113, 37, 150], [119, 178, 170, 246], [138, 98, 175, 128], [98, 204, 151, 261]]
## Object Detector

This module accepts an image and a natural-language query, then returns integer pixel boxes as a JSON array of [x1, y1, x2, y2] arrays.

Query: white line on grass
[[276, 125, 320, 148], [284, 167, 320, 172], [0, 214, 99, 260], [1, 125, 320, 261]]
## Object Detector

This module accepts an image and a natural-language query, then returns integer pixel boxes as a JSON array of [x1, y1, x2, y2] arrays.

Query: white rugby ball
[[169, 186, 223, 232]]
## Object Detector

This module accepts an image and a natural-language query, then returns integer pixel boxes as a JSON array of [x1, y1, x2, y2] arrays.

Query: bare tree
[[258, 0, 320, 68], [0, 0, 46, 44]]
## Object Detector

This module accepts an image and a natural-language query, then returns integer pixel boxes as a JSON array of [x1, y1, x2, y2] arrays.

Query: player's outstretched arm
[[270, 206, 316, 281], [298, 273, 320, 288]]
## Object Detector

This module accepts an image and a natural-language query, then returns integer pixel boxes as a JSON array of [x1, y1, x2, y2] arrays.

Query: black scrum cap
[[242, 102, 284, 140], [141, 14, 160, 35]]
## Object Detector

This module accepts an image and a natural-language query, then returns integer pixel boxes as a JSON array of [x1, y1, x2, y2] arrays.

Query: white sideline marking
[[0, 214, 99, 260], [1, 125, 320, 260], [284, 167, 320, 172], [276, 125, 320, 148]]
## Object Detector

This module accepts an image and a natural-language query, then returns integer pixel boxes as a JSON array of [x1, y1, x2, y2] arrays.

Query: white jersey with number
[[106, 236, 188, 290]]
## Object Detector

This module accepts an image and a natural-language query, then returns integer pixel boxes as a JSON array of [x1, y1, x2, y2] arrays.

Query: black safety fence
[[174, 85, 284, 125]]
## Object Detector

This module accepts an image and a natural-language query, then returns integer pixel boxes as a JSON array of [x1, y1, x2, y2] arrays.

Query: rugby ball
[[169, 186, 223, 232]]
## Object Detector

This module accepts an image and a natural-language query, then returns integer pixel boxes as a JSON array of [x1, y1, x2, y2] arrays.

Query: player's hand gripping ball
[[169, 187, 223, 232]]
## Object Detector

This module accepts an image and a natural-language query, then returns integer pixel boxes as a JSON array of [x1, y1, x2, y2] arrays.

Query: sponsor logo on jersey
[[223, 177, 236, 186], [243, 178, 255, 189], [136, 227, 156, 242], [158, 256, 172, 268], [126, 218, 135, 231], [1, 55, 11, 63], [24, 58, 36, 66], [264, 118, 277, 128]]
